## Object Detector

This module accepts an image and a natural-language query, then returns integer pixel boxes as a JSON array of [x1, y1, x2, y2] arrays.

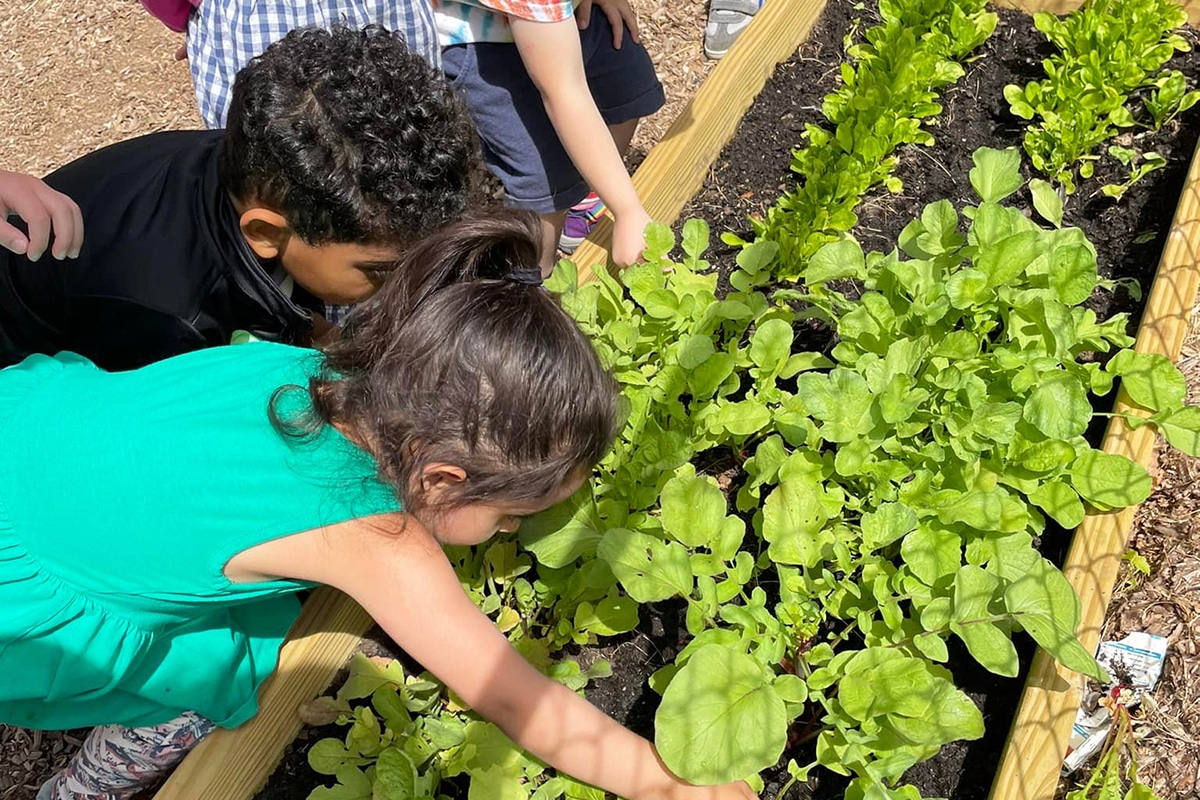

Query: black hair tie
[[504, 267, 544, 287]]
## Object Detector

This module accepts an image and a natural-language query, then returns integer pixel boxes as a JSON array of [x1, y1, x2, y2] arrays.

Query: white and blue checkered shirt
[[186, 0, 440, 129]]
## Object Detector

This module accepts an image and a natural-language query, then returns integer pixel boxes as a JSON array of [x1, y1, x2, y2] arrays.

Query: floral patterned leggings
[[38, 713, 215, 800]]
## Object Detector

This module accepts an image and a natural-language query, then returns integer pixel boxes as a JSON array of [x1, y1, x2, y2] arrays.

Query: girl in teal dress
[[0, 211, 757, 800]]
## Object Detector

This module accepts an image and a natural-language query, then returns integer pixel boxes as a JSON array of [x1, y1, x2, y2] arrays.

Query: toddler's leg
[[38, 712, 215, 800]]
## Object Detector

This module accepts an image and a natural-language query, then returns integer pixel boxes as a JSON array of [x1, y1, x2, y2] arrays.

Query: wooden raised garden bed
[[156, 1, 1200, 799]]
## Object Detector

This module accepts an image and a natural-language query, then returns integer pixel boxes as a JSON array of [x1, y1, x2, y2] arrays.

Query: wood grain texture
[[994, 0, 1200, 26], [568, 0, 827, 282], [989, 140, 1200, 800], [153, 588, 373, 800]]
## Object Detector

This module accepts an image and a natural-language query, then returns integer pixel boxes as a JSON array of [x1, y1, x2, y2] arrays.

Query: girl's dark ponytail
[[306, 210, 619, 514], [326, 210, 545, 374]]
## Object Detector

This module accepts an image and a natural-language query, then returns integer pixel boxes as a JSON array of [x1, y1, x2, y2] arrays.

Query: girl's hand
[[0, 170, 84, 261], [611, 207, 653, 268], [576, 0, 640, 48]]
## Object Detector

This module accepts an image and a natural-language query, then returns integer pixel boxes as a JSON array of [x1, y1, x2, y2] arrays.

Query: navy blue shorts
[[442, 14, 665, 214]]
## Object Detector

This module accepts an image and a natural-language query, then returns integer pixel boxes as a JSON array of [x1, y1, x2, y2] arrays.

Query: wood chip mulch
[[1098, 299, 1200, 799]]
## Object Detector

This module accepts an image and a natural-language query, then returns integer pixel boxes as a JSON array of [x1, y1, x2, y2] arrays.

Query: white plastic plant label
[[1062, 632, 1168, 775]]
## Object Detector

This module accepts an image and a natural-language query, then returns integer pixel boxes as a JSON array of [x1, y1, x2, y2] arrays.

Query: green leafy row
[[1004, 0, 1198, 194], [742, 0, 997, 280], [304, 654, 612, 800], [531, 148, 1200, 800]]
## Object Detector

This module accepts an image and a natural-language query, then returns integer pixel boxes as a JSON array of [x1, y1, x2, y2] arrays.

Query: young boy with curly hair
[[0, 25, 477, 372]]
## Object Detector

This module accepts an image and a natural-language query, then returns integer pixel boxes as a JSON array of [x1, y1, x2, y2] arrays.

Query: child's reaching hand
[[0, 170, 83, 261], [613, 205, 654, 267]]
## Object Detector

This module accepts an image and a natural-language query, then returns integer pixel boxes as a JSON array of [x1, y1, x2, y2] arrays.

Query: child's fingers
[[576, 0, 592, 28], [45, 190, 83, 259], [618, 0, 640, 43], [15, 201, 51, 262], [0, 219, 29, 257], [604, 3, 625, 48]]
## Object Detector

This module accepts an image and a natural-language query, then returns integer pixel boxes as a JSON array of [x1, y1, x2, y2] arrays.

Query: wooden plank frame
[[154, 3, 1200, 799]]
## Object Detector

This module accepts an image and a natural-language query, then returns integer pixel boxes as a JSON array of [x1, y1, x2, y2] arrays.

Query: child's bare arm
[[261, 518, 758, 800], [510, 18, 652, 267], [0, 170, 84, 261]]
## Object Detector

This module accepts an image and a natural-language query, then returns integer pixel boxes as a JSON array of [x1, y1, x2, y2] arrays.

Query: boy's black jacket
[[0, 130, 316, 372]]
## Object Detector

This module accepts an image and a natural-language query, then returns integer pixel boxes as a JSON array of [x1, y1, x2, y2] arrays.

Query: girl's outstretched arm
[[243, 516, 756, 800]]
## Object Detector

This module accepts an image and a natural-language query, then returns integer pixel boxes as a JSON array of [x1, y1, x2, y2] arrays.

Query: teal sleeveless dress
[[0, 343, 401, 730]]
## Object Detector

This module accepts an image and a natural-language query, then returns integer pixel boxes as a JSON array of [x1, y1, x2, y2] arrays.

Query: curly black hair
[[219, 26, 478, 247]]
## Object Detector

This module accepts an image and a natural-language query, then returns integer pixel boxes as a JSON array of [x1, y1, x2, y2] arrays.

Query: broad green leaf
[[468, 766, 530, 800], [598, 529, 693, 602], [574, 595, 639, 636], [660, 468, 727, 548], [1015, 439, 1077, 473], [796, 369, 875, 443], [969, 147, 1024, 203], [444, 721, 525, 778], [1048, 244, 1097, 306], [1108, 350, 1187, 412], [736, 239, 779, 277], [1028, 480, 1085, 529], [976, 231, 1044, 287], [1068, 451, 1152, 509], [678, 334, 716, 370], [763, 479, 832, 567], [806, 238, 866, 285], [337, 653, 405, 702], [371, 686, 411, 733], [655, 646, 787, 784], [309, 739, 360, 776], [681, 218, 710, 260], [878, 375, 928, 425], [945, 268, 991, 308], [373, 748, 419, 800], [937, 490, 1004, 532], [1004, 559, 1104, 680], [711, 400, 772, 437], [1157, 406, 1200, 456], [750, 318, 794, 372], [642, 222, 675, 260], [309, 766, 373, 800], [950, 566, 1019, 677], [901, 527, 961, 586], [519, 484, 602, 568], [772, 673, 808, 704], [782, 351, 835, 377], [1023, 374, 1092, 439], [839, 649, 937, 720], [689, 352, 736, 398], [861, 503, 918, 550], [969, 402, 1022, 443], [888, 678, 984, 745], [1029, 179, 1063, 227]]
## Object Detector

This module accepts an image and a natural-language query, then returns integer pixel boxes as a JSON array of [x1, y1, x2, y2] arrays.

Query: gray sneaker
[[36, 777, 57, 800], [704, 0, 763, 60]]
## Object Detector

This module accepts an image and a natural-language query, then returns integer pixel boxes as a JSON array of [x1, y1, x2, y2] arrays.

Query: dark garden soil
[[256, 4, 1200, 800]]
